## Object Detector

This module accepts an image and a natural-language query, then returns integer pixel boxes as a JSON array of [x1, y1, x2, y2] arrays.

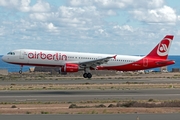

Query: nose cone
[[2, 55, 7, 62]]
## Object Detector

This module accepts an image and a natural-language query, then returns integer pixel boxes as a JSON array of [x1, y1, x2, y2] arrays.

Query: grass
[[41, 111, 49, 114], [148, 98, 155, 102], [1, 71, 180, 81], [69, 103, 106, 108], [0, 83, 180, 91], [11, 105, 17, 108], [26, 111, 31, 114], [1, 100, 180, 114], [0, 99, 180, 105], [91, 110, 98, 114], [68, 100, 180, 109]]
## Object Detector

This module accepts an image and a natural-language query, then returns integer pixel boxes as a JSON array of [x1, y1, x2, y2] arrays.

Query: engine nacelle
[[61, 63, 79, 72]]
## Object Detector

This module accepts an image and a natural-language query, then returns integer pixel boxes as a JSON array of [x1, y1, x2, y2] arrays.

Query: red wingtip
[[113, 55, 117, 59]]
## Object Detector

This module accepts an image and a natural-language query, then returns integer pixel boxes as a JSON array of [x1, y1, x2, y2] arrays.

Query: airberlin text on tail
[[146, 35, 174, 59]]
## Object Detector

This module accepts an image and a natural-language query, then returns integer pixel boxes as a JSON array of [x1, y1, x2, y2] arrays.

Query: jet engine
[[61, 63, 79, 72]]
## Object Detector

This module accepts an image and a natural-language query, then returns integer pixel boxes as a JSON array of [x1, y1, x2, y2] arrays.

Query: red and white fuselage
[[2, 35, 175, 78]]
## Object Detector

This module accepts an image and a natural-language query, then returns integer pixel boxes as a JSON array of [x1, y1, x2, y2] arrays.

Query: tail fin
[[145, 35, 174, 59]]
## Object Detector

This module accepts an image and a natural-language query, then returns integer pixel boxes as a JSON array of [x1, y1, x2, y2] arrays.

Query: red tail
[[146, 35, 174, 59]]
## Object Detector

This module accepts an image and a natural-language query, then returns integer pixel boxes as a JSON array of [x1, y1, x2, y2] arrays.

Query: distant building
[[160, 66, 168, 72]]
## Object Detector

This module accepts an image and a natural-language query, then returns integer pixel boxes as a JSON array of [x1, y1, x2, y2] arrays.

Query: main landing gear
[[83, 73, 92, 78], [83, 68, 92, 79]]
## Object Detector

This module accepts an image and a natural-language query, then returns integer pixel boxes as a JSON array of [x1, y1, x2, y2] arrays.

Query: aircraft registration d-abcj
[[2, 35, 175, 78]]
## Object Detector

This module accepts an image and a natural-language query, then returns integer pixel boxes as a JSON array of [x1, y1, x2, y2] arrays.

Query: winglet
[[113, 55, 117, 59]]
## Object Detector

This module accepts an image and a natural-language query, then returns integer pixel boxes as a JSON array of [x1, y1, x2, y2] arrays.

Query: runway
[[1, 78, 180, 102], [1, 89, 180, 102], [1, 114, 180, 120], [1, 78, 180, 85]]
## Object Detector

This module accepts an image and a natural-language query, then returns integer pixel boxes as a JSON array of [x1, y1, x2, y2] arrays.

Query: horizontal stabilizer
[[156, 60, 175, 65]]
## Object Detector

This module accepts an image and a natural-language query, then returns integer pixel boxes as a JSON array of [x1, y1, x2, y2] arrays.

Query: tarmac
[[0, 114, 180, 120], [0, 89, 180, 102], [1, 78, 180, 85]]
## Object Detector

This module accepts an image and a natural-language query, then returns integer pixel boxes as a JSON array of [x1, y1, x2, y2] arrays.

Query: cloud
[[0, 0, 30, 12], [0, 0, 51, 12], [107, 10, 117, 16], [31, 0, 51, 12], [19, 0, 31, 12], [130, 0, 164, 9], [29, 13, 52, 21], [68, 0, 133, 9], [0, 0, 180, 55], [68, 0, 164, 9], [113, 25, 134, 32], [130, 5, 178, 24], [66, 0, 179, 25]]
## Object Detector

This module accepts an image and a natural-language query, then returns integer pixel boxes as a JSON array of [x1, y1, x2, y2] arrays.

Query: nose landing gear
[[19, 65, 23, 74]]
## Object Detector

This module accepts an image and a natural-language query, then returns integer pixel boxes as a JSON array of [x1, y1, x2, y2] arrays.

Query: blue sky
[[0, 0, 180, 55]]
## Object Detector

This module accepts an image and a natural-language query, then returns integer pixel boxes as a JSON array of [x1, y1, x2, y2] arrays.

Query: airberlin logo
[[28, 51, 67, 60], [157, 38, 171, 56], [159, 44, 168, 52]]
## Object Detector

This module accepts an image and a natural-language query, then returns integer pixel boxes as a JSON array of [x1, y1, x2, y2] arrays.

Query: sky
[[0, 0, 180, 55]]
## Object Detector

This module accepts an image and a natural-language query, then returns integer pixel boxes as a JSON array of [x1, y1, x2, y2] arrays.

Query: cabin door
[[143, 58, 148, 67], [19, 50, 24, 59]]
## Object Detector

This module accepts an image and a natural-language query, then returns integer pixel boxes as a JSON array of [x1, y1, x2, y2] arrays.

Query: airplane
[[2, 35, 175, 78]]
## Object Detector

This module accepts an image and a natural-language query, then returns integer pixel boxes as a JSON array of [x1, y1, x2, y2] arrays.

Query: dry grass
[[1, 72, 180, 81], [0, 83, 179, 90], [1, 102, 180, 114]]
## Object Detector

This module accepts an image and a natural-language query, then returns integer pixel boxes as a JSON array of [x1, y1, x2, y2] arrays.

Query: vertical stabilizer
[[145, 35, 174, 59]]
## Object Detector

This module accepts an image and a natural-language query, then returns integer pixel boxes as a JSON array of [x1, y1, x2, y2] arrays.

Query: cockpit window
[[7, 52, 12, 55], [7, 52, 15, 55]]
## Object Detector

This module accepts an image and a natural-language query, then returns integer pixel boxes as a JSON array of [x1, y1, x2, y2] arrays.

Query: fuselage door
[[19, 50, 24, 59]]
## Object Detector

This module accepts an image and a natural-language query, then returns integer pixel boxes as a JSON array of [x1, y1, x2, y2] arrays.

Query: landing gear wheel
[[19, 65, 23, 74], [19, 70, 22, 74], [83, 73, 88, 78], [87, 73, 92, 79]]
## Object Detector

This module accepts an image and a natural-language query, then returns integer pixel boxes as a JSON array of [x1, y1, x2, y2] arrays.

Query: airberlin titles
[[28, 51, 67, 60]]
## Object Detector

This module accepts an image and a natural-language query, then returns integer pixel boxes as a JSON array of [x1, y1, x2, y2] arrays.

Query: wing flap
[[79, 55, 117, 68]]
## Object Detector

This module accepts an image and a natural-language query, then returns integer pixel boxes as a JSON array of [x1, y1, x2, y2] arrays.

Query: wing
[[79, 55, 117, 69]]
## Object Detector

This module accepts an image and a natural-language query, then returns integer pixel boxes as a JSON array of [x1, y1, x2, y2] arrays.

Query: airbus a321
[[2, 35, 175, 78]]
